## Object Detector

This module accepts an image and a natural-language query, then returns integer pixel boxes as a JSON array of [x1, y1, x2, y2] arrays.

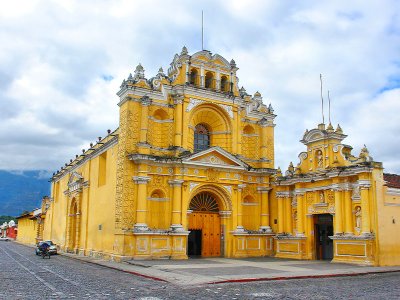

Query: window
[[190, 69, 198, 85], [205, 72, 214, 89], [220, 76, 228, 92], [98, 152, 107, 186], [194, 124, 210, 152]]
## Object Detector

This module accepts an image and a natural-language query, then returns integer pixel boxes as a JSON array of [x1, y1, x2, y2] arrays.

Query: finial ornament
[[276, 167, 282, 177], [335, 124, 343, 134], [230, 59, 236, 68], [239, 86, 247, 97], [157, 67, 165, 79], [326, 122, 334, 132], [359, 144, 373, 162], [134, 63, 145, 80], [181, 46, 188, 55], [288, 161, 294, 173], [268, 103, 274, 113]]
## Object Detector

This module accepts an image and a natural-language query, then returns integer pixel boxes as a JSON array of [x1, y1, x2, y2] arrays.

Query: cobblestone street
[[1, 242, 400, 299]]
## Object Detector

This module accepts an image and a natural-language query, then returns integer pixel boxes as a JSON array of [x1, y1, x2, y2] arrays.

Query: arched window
[[189, 192, 219, 212], [194, 123, 210, 152], [190, 69, 198, 85], [220, 76, 228, 92], [205, 72, 214, 89], [243, 125, 255, 134]]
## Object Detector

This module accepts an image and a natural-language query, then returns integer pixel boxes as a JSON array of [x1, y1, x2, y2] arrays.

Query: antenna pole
[[328, 90, 331, 124], [201, 10, 204, 50], [320, 74, 324, 124]]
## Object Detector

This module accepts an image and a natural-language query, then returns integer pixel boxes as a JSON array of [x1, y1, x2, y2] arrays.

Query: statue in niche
[[316, 150, 323, 169], [319, 192, 325, 203], [355, 206, 362, 229]]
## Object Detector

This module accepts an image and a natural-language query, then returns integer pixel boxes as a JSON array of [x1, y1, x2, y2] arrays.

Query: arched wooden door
[[68, 201, 78, 251], [188, 192, 221, 257]]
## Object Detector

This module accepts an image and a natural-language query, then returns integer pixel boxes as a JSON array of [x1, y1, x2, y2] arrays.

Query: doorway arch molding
[[66, 193, 82, 253], [188, 184, 232, 212]]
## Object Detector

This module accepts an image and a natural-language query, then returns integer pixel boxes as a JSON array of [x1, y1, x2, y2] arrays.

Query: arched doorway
[[68, 200, 78, 251], [188, 192, 221, 257]]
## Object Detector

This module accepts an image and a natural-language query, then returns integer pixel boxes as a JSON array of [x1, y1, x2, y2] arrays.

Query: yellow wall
[[375, 172, 400, 265], [17, 216, 37, 245], [43, 142, 118, 256]]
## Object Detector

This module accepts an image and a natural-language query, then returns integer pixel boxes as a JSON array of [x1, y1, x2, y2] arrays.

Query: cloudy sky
[[0, 0, 399, 175]]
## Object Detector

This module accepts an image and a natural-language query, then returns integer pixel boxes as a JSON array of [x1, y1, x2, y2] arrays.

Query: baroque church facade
[[41, 47, 400, 266]]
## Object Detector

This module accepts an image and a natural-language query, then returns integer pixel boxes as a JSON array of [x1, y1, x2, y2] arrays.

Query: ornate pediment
[[301, 126, 347, 146], [183, 147, 248, 170], [68, 171, 83, 186], [65, 172, 88, 195]]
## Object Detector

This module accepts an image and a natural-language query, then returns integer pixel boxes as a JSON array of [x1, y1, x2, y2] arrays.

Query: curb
[[12, 241, 400, 286], [208, 269, 400, 285], [60, 253, 168, 283]]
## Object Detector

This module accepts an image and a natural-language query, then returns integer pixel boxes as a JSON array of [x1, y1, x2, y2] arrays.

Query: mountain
[[0, 170, 51, 216]]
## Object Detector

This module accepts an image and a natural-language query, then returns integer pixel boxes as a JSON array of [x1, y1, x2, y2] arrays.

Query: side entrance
[[187, 192, 221, 257], [314, 214, 334, 260]]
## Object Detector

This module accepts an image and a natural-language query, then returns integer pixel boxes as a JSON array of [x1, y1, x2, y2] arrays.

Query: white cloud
[[0, 0, 399, 174]]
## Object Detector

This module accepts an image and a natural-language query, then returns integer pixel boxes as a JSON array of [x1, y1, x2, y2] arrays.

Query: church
[[38, 47, 400, 266]]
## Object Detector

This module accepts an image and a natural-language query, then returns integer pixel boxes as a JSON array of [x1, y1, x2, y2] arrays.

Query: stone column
[[215, 69, 221, 90], [260, 119, 268, 160], [285, 196, 293, 234], [185, 60, 190, 83], [235, 184, 245, 232], [277, 195, 284, 234], [133, 176, 150, 231], [169, 179, 184, 231], [200, 64, 205, 87], [296, 193, 305, 236], [259, 187, 272, 232], [360, 182, 371, 235], [343, 188, 353, 235], [174, 96, 183, 148], [333, 188, 343, 234]]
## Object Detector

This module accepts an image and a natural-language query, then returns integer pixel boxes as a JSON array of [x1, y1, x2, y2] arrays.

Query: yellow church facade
[[273, 123, 400, 266], [39, 47, 400, 266]]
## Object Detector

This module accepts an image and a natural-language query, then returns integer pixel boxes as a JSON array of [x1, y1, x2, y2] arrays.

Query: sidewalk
[[60, 253, 400, 286]]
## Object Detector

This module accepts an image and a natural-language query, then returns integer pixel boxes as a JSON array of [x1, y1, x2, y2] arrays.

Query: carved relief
[[306, 193, 314, 205], [267, 136, 274, 161], [319, 192, 325, 203], [327, 191, 334, 205], [292, 195, 298, 207], [299, 152, 308, 161], [219, 104, 233, 118], [206, 169, 219, 181], [355, 206, 361, 232], [316, 150, 323, 169], [197, 155, 229, 165], [186, 98, 205, 112], [352, 185, 360, 200], [242, 184, 257, 199], [115, 107, 139, 230], [223, 185, 232, 195], [150, 175, 168, 195], [189, 182, 199, 192]]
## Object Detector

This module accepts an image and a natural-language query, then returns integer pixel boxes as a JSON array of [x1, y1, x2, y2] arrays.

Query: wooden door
[[188, 212, 221, 257]]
